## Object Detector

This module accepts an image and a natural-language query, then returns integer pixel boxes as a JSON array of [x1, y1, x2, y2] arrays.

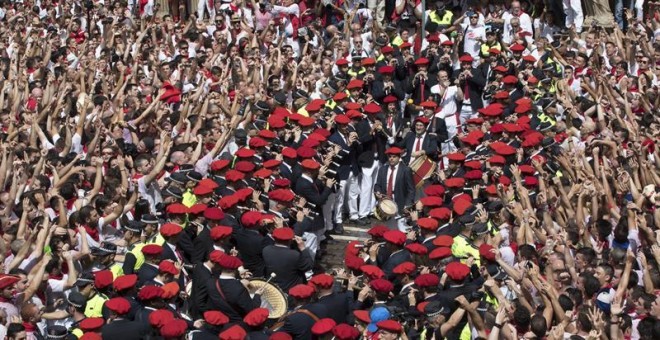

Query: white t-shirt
[[460, 23, 486, 59], [431, 85, 460, 125]]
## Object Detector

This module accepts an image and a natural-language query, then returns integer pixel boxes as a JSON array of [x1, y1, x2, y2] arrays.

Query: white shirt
[[410, 133, 427, 165], [386, 163, 399, 200], [460, 23, 486, 59], [432, 85, 459, 122]]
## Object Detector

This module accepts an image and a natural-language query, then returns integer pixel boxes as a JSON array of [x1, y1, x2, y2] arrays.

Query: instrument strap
[[270, 308, 320, 331]]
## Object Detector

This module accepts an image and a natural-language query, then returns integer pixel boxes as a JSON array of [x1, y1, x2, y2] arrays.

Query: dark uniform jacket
[[206, 276, 262, 324], [262, 245, 314, 292]]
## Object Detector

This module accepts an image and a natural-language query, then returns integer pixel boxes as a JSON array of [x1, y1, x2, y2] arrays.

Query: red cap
[[429, 207, 451, 220], [282, 147, 297, 159], [94, 270, 113, 289], [360, 265, 385, 280], [453, 198, 472, 215], [383, 230, 406, 246], [445, 177, 465, 188], [296, 146, 317, 159], [383, 95, 398, 103], [502, 75, 518, 85], [158, 260, 179, 276], [335, 114, 351, 125], [270, 332, 293, 340], [333, 92, 348, 101], [379, 65, 395, 74], [479, 244, 496, 262], [420, 196, 443, 208], [235, 148, 256, 158], [414, 57, 430, 65], [414, 273, 440, 288], [142, 244, 163, 256], [105, 297, 131, 315], [441, 40, 454, 46], [353, 310, 371, 324], [417, 217, 439, 231], [160, 282, 180, 300], [160, 319, 188, 338], [385, 147, 404, 155], [312, 318, 337, 336], [332, 324, 361, 340], [149, 309, 175, 328], [369, 278, 394, 294], [210, 226, 233, 241], [429, 246, 452, 260], [219, 325, 247, 340], [249, 137, 268, 148], [79, 317, 104, 331], [414, 116, 430, 125], [301, 159, 321, 170], [160, 223, 183, 237], [244, 308, 270, 327], [465, 170, 483, 180], [420, 101, 437, 109], [459, 54, 474, 63], [166, 203, 189, 215], [446, 152, 466, 162], [445, 262, 471, 281], [405, 243, 428, 255], [258, 129, 277, 139], [510, 43, 525, 52], [381, 46, 394, 54], [345, 256, 365, 271], [217, 254, 244, 270], [433, 235, 454, 247], [393, 261, 417, 275], [364, 103, 382, 114], [493, 91, 510, 99], [336, 59, 349, 66], [424, 185, 445, 197], [347, 79, 365, 90], [113, 274, 138, 292], [288, 284, 315, 299], [272, 227, 295, 242], [219, 195, 239, 210], [204, 310, 230, 326], [488, 155, 506, 165], [377, 320, 403, 333], [210, 159, 231, 171], [310, 274, 334, 289], [367, 225, 389, 237], [235, 161, 256, 173], [362, 57, 376, 66], [188, 203, 208, 214]]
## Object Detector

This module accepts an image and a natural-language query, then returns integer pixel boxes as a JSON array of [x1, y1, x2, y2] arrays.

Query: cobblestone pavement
[[317, 222, 371, 272]]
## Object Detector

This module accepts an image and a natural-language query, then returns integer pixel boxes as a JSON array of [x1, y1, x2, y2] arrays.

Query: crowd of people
[[0, 0, 659, 339]]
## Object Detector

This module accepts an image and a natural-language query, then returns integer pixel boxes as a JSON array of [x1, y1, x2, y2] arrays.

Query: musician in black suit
[[278, 284, 329, 339], [262, 227, 314, 292], [453, 54, 486, 124], [101, 298, 148, 340], [371, 65, 406, 103], [233, 211, 266, 278], [397, 117, 438, 164], [420, 102, 449, 148], [378, 231, 412, 281], [373, 147, 416, 232], [189, 250, 220, 320], [382, 97, 405, 147], [137, 245, 162, 287], [206, 254, 261, 324], [310, 274, 352, 324], [293, 159, 335, 236]]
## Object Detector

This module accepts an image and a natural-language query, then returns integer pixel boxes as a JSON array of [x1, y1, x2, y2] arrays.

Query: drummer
[[398, 117, 439, 166], [374, 147, 416, 232]]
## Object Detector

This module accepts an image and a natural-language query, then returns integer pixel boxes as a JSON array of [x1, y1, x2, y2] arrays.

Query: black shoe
[[348, 219, 359, 225], [333, 224, 345, 234], [357, 217, 371, 226], [323, 231, 334, 241]]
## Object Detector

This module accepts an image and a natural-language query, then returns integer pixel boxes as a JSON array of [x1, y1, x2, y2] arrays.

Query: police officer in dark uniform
[[122, 221, 146, 275]]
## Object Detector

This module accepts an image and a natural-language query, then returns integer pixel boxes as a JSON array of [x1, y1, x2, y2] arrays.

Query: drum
[[410, 155, 437, 188], [249, 278, 288, 319], [374, 199, 398, 221]]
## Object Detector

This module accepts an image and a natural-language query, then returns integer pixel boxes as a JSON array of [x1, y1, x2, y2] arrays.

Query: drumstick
[[256, 273, 277, 295]]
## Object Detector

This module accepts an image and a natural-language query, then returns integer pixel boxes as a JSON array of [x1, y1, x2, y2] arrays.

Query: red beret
[[445, 262, 471, 281], [459, 54, 474, 63], [263, 159, 282, 169], [424, 185, 445, 197], [333, 92, 348, 101], [524, 176, 539, 187], [360, 264, 385, 280], [429, 246, 452, 260], [383, 230, 406, 246], [420, 101, 437, 109], [414, 57, 429, 65], [113, 274, 138, 292], [79, 333, 102, 340], [105, 297, 131, 315], [429, 207, 451, 220], [204, 310, 230, 326], [445, 178, 465, 188], [310, 274, 334, 289], [383, 95, 398, 103], [494, 65, 509, 73], [369, 278, 394, 294], [282, 147, 297, 159], [493, 91, 510, 99], [364, 103, 382, 114], [273, 178, 291, 188], [160, 282, 180, 300], [268, 117, 286, 129], [244, 308, 270, 327], [345, 256, 365, 271], [347, 79, 365, 90], [502, 75, 518, 85], [332, 324, 361, 340], [219, 325, 247, 340], [490, 142, 517, 156], [426, 34, 440, 43], [199, 178, 219, 189], [141, 244, 163, 256], [353, 310, 371, 324], [225, 170, 246, 183], [210, 226, 233, 241], [298, 117, 316, 127], [249, 137, 268, 148], [235, 148, 256, 158], [158, 260, 179, 276], [441, 40, 454, 46], [253, 168, 273, 179], [160, 319, 188, 338], [166, 203, 188, 215], [297, 146, 317, 159], [301, 159, 321, 170], [160, 223, 183, 237], [510, 43, 525, 52], [219, 195, 240, 210], [488, 155, 506, 165], [334, 114, 351, 125], [405, 243, 428, 255], [235, 161, 256, 173], [478, 104, 504, 117], [385, 147, 404, 155], [414, 273, 440, 288], [465, 170, 483, 180], [433, 235, 454, 247], [269, 332, 293, 340], [381, 46, 394, 54], [94, 270, 113, 289], [336, 59, 349, 66], [417, 217, 439, 231], [210, 159, 231, 171], [0, 275, 19, 290], [272, 227, 295, 242], [240, 211, 262, 228], [288, 284, 315, 299], [79, 317, 104, 331], [188, 203, 208, 214], [420, 196, 443, 208], [414, 116, 430, 125], [479, 244, 496, 262], [367, 225, 389, 237], [345, 110, 362, 120], [392, 262, 417, 275], [149, 309, 175, 328], [379, 65, 395, 74], [453, 198, 472, 216], [217, 254, 243, 270], [446, 152, 466, 162], [258, 129, 277, 139], [377, 320, 403, 333], [312, 318, 337, 336]]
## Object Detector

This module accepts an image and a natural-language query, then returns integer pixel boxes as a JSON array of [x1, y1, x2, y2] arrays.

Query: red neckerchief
[[49, 273, 63, 280], [22, 322, 37, 333], [66, 197, 77, 211], [83, 225, 100, 242]]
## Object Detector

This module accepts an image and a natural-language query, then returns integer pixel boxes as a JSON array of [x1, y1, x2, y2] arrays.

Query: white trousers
[[335, 174, 359, 223], [563, 0, 583, 33], [459, 104, 475, 126], [197, 0, 216, 20], [322, 192, 336, 232], [367, 0, 386, 25], [302, 231, 318, 259], [359, 162, 379, 219]]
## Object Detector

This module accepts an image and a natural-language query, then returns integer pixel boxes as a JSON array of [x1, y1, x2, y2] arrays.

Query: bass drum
[[374, 199, 398, 221], [410, 155, 437, 188], [249, 278, 288, 319]]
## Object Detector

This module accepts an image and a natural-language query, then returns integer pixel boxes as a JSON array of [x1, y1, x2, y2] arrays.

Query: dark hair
[[530, 314, 547, 338], [581, 273, 600, 299], [513, 304, 531, 332], [6, 323, 25, 338], [558, 294, 574, 313]]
